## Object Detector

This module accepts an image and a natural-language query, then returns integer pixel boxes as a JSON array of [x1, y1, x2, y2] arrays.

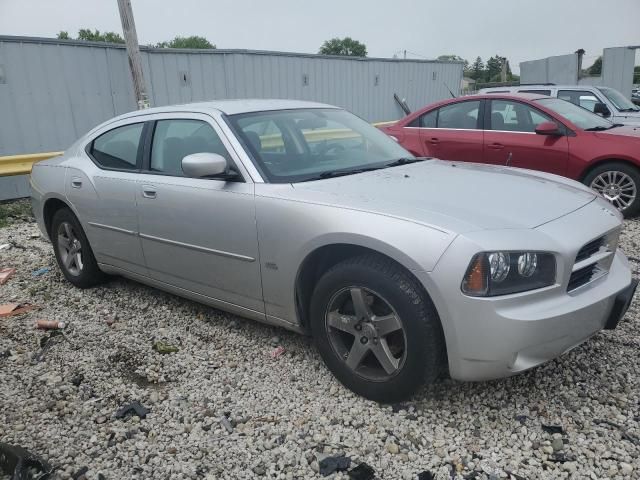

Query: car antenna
[[443, 81, 456, 98]]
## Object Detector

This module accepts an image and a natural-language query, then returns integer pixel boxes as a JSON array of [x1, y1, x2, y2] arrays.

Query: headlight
[[461, 251, 556, 297]]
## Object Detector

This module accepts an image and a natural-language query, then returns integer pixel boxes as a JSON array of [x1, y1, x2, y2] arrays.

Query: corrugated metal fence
[[0, 35, 463, 156]]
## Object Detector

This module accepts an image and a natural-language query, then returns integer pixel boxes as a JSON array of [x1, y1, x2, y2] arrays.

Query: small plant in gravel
[[0, 199, 34, 228]]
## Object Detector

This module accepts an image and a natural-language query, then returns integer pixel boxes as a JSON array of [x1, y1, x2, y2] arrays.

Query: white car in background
[[480, 85, 640, 125]]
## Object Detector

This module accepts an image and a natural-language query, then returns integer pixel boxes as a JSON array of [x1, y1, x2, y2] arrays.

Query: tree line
[[57, 29, 215, 49]]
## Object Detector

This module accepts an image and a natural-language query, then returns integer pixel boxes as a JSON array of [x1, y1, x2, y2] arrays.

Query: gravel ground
[[1, 205, 639, 480]]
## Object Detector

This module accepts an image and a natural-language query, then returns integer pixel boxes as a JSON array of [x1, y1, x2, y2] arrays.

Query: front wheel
[[310, 254, 445, 402], [584, 162, 640, 217]]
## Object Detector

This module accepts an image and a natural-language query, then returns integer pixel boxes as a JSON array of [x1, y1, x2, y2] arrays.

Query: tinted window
[[490, 100, 551, 132], [518, 89, 551, 96], [91, 123, 143, 170], [150, 119, 231, 176], [419, 110, 437, 128], [437, 101, 480, 129], [558, 90, 601, 112]]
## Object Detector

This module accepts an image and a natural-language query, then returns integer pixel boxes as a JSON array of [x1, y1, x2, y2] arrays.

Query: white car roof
[[116, 99, 338, 120], [480, 85, 604, 92]]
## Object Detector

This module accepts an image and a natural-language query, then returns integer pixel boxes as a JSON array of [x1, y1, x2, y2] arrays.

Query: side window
[[419, 110, 437, 128], [436, 101, 480, 129], [490, 100, 552, 133], [518, 89, 551, 96], [150, 119, 232, 176], [558, 90, 600, 112], [91, 123, 144, 170]]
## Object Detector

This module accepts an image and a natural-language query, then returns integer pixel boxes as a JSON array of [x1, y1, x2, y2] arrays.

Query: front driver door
[[483, 99, 568, 175], [135, 113, 264, 315]]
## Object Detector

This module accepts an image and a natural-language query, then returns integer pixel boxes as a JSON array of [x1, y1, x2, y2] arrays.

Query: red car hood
[[593, 125, 640, 139]]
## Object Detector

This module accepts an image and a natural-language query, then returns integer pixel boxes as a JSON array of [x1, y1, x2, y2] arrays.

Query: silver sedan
[[31, 99, 637, 401]]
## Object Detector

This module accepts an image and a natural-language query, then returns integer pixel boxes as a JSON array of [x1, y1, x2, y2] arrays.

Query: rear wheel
[[584, 162, 640, 217], [310, 254, 445, 402], [51, 208, 105, 288]]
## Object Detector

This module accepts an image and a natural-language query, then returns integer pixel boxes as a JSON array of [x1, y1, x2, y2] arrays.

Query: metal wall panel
[[520, 54, 577, 85], [0, 36, 462, 156]]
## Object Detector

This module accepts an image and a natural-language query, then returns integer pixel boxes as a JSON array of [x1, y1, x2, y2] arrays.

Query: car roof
[[481, 85, 604, 91], [114, 98, 339, 121]]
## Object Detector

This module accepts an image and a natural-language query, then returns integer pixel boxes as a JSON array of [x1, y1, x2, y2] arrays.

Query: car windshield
[[228, 108, 413, 183], [535, 98, 614, 130], [598, 87, 640, 112]]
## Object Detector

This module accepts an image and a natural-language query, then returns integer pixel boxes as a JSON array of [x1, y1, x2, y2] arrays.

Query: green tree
[[76, 28, 125, 43], [588, 56, 602, 76], [56, 31, 70, 40], [634, 65, 640, 83], [319, 37, 367, 57], [484, 55, 512, 82], [155, 35, 215, 49], [469, 56, 485, 80]]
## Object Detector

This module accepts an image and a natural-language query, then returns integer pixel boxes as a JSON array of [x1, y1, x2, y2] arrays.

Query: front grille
[[568, 264, 599, 291], [575, 236, 604, 263]]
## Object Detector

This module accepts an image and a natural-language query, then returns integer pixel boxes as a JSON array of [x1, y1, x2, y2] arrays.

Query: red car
[[381, 93, 640, 216]]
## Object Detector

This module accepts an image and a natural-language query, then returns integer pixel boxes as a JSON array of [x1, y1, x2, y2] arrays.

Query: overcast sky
[[1, 0, 638, 73]]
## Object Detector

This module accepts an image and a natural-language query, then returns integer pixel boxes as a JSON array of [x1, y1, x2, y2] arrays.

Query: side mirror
[[535, 121, 562, 136], [594, 102, 611, 117], [182, 152, 230, 178]]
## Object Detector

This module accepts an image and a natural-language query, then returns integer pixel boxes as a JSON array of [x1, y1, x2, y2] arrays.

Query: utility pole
[[403, 49, 407, 60], [117, 0, 150, 109]]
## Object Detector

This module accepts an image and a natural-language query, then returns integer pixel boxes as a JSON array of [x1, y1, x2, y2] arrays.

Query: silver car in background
[[31, 100, 637, 401]]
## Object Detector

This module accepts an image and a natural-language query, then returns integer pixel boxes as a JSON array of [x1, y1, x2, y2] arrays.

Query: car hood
[[290, 160, 596, 233], [593, 124, 640, 139]]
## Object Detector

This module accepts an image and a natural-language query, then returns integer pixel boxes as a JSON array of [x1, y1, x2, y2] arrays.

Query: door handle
[[427, 137, 439, 145], [142, 185, 157, 199], [71, 178, 82, 188], [487, 143, 504, 150]]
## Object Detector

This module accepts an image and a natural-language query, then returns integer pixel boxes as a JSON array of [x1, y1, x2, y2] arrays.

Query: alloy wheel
[[590, 170, 637, 211], [325, 286, 407, 381], [57, 221, 84, 276]]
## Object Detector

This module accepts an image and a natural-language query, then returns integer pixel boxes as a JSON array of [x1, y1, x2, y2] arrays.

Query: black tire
[[583, 162, 640, 218], [310, 253, 445, 402], [51, 208, 106, 288]]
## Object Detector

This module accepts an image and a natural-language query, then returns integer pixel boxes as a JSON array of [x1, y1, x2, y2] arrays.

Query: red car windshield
[[535, 98, 613, 131]]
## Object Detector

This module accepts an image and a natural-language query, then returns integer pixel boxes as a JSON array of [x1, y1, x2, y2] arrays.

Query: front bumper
[[419, 199, 635, 381]]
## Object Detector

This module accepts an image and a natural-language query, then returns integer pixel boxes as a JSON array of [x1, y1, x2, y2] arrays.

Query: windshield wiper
[[301, 166, 384, 181], [384, 157, 427, 167], [584, 125, 612, 131]]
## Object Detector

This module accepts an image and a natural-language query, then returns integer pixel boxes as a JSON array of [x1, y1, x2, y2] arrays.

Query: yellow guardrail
[[0, 120, 397, 177], [0, 152, 63, 176]]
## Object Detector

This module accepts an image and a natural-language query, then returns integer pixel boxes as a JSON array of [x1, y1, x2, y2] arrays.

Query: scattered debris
[[0, 243, 10, 250], [32, 330, 65, 363], [549, 452, 576, 463], [0, 303, 36, 318], [541, 424, 564, 435], [29, 233, 40, 239], [220, 416, 234, 433], [269, 336, 281, 347], [72, 466, 89, 479], [514, 414, 528, 424], [505, 471, 528, 480], [152, 341, 179, 354], [71, 374, 84, 387], [32, 267, 51, 277], [0, 442, 53, 480], [0, 350, 11, 359], [35, 319, 65, 330], [115, 401, 150, 420], [318, 455, 351, 477], [417, 471, 435, 480], [347, 462, 375, 480], [105, 316, 116, 327], [593, 419, 640, 445], [270, 346, 285, 358], [0, 267, 15, 284]]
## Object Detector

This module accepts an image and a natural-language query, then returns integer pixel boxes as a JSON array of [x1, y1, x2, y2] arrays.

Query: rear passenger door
[[134, 113, 264, 314], [66, 120, 148, 276], [416, 100, 484, 162]]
